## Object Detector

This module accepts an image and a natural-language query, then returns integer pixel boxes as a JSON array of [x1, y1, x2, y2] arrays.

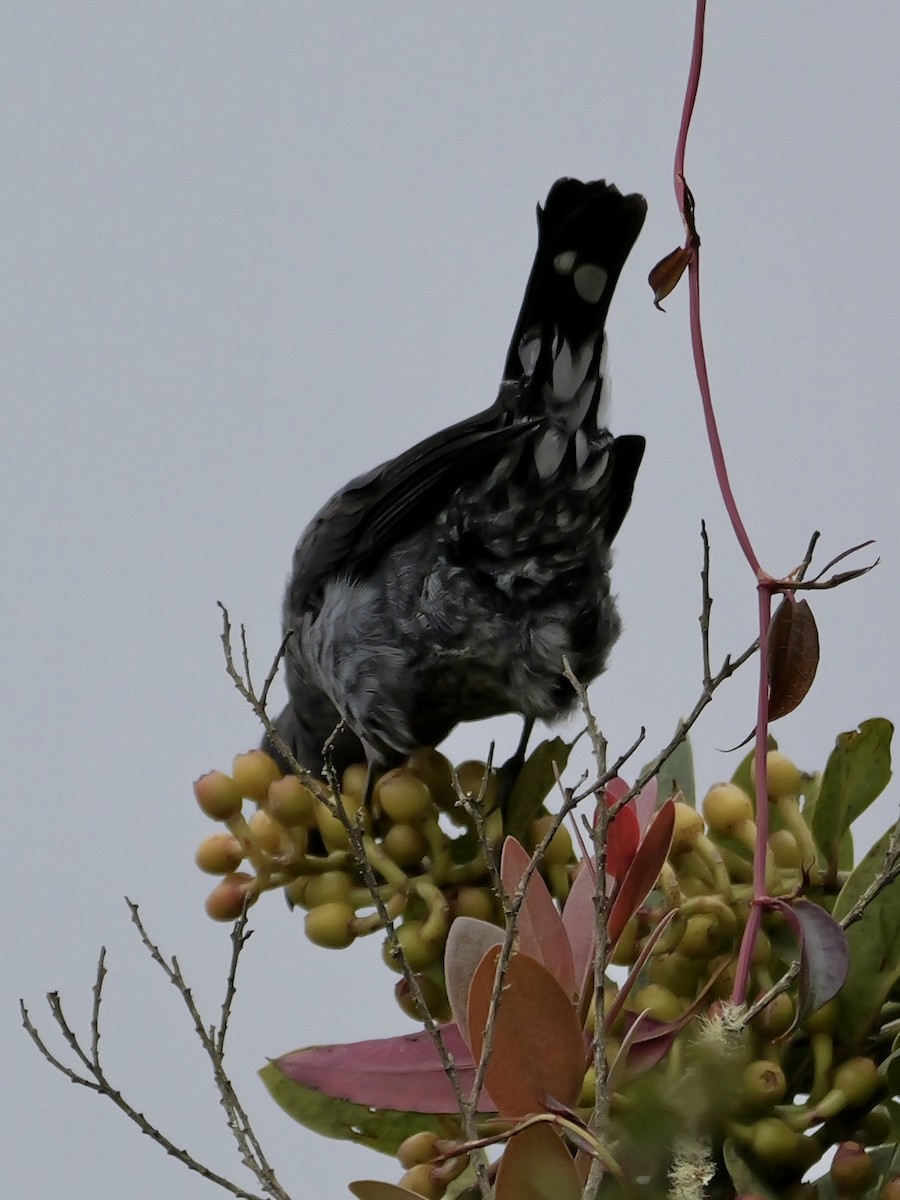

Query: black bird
[[267, 178, 647, 788]]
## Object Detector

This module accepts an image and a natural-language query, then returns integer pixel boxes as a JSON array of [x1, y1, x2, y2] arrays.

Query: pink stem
[[673, 0, 774, 1005]]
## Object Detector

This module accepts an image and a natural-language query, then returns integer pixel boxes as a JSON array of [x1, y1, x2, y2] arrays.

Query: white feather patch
[[551, 338, 593, 401], [553, 249, 576, 275], [533, 428, 569, 479], [573, 263, 609, 304], [574, 449, 610, 491]]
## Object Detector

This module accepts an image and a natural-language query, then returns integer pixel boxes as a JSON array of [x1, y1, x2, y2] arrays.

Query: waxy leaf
[[504, 737, 572, 842], [764, 898, 849, 1030], [350, 1183, 428, 1200], [608, 799, 676, 947], [767, 596, 820, 722], [494, 1123, 582, 1200], [266, 1024, 493, 1118], [833, 822, 900, 1048], [445, 917, 504, 1043], [811, 719, 893, 876], [501, 838, 576, 998], [647, 734, 696, 807], [562, 859, 599, 1001], [467, 948, 584, 1119], [260, 1061, 465, 1155]]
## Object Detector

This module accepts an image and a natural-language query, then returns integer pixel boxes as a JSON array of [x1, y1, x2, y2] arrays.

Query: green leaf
[[646, 731, 696, 808], [832, 821, 900, 1048], [812, 719, 893, 876], [260, 1064, 464, 1154], [504, 737, 572, 842]]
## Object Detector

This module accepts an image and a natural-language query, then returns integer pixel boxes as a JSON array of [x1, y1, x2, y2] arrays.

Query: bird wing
[[289, 405, 537, 604]]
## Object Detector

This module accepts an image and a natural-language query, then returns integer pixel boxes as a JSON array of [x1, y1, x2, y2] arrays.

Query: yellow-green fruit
[[204, 872, 254, 921], [629, 984, 683, 1022], [879, 1179, 900, 1200], [742, 1060, 787, 1112], [580, 1065, 597, 1107], [702, 782, 754, 838], [853, 1105, 892, 1146], [341, 762, 370, 797], [750, 1117, 805, 1166], [530, 815, 574, 865], [195, 832, 244, 875], [831, 1142, 875, 1195], [394, 921, 443, 971], [455, 760, 498, 808], [648, 952, 698, 998], [305, 870, 354, 908], [397, 1130, 440, 1169], [769, 828, 801, 869], [405, 748, 455, 808], [398, 1164, 442, 1200], [283, 876, 309, 908], [382, 822, 429, 868], [679, 913, 727, 960], [670, 802, 705, 854], [377, 768, 433, 824], [611, 918, 640, 966], [451, 886, 497, 923], [248, 809, 286, 855], [394, 974, 446, 1022], [304, 901, 356, 949], [833, 1057, 883, 1108], [756, 992, 795, 1039], [803, 997, 839, 1035], [193, 770, 243, 820], [710, 955, 738, 1000], [266, 776, 316, 828], [231, 749, 282, 802], [752, 750, 802, 801], [315, 793, 370, 851]]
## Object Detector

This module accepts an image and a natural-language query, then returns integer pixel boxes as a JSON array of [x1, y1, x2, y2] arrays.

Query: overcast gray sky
[[4, 5, 899, 1197]]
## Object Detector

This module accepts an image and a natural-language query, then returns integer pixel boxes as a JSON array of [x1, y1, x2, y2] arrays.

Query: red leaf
[[467, 948, 584, 1119], [494, 1123, 582, 1200], [501, 838, 576, 998], [272, 1024, 494, 1114], [768, 597, 820, 722], [764, 897, 850, 1030], [607, 799, 676, 947], [601, 778, 641, 879], [444, 916, 504, 1043]]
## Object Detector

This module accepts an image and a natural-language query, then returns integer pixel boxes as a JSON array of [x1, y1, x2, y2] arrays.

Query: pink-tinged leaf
[[614, 958, 730, 1076], [633, 778, 659, 834], [494, 1123, 582, 1200], [501, 838, 576, 998], [468, 948, 584, 1119], [768, 597, 820, 722], [269, 1024, 494, 1115], [349, 1183, 427, 1200], [765, 898, 850, 1030], [607, 799, 676, 947], [562, 859, 598, 1000], [601, 779, 641, 879], [444, 917, 504, 1043]]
